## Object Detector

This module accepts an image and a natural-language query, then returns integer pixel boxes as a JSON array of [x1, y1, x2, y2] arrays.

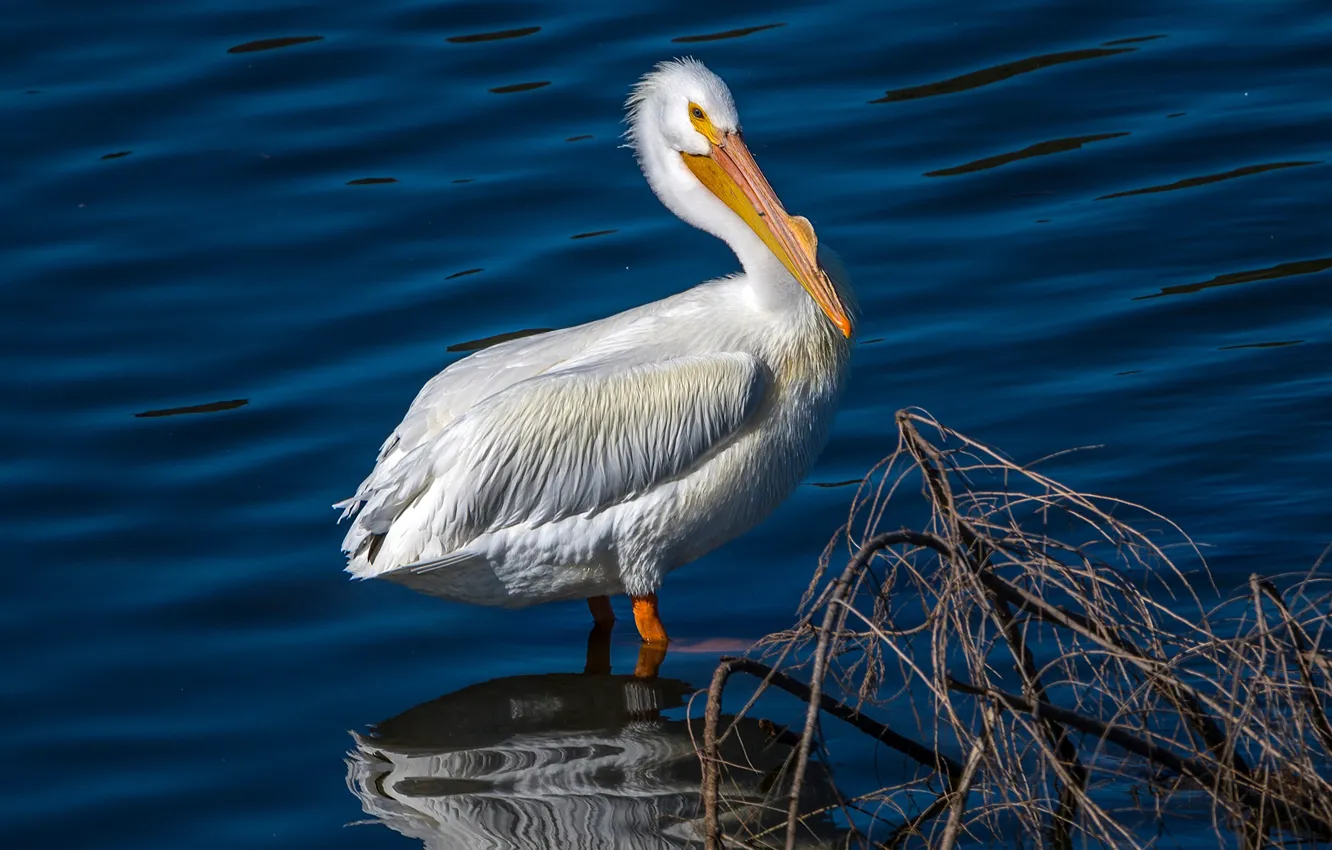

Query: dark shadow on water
[[672, 23, 786, 43], [101, 150, 132, 160], [489, 81, 551, 94], [447, 26, 541, 44], [570, 229, 617, 240], [1097, 161, 1321, 201], [347, 177, 397, 185], [1219, 340, 1303, 350], [447, 328, 553, 353], [1102, 34, 1167, 46], [1134, 256, 1332, 300], [445, 268, 483, 281], [226, 36, 323, 54], [925, 132, 1129, 177], [871, 46, 1136, 103], [565, 135, 593, 142], [808, 478, 864, 488], [134, 399, 248, 418], [345, 631, 843, 848]]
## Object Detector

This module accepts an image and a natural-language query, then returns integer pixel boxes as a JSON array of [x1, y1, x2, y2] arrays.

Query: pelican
[[336, 58, 855, 670]]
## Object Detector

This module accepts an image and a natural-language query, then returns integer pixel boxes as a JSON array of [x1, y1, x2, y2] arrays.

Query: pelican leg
[[631, 593, 670, 644], [631, 594, 670, 678], [584, 596, 615, 675], [587, 595, 616, 629]]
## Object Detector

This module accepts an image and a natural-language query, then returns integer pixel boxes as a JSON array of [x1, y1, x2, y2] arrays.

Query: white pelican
[[336, 58, 855, 668]]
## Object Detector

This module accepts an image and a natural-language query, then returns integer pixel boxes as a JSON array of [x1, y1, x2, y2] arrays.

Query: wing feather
[[452, 352, 765, 533], [339, 349, 767, 571]]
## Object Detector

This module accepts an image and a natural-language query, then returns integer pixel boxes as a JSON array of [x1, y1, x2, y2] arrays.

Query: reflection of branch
[[947, 677, 1216, 784], [725, 657, 960, 775], [947, 677, 1332, 839], [701, 651, 960, 850], [979, 558, 1247, 776]]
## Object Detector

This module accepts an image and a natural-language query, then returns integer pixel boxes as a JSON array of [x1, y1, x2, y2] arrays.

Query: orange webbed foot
[[631, 593, 669, 678]]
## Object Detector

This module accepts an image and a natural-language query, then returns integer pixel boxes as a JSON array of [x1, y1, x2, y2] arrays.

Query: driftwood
[[698, 410, 1332, 849]]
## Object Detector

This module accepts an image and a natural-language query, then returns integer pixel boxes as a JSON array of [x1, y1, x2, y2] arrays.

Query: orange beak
[[682, 133, 852, 337]]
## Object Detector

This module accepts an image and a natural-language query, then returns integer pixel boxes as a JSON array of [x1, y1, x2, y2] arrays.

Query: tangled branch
[[698, 410, 1332, 849]]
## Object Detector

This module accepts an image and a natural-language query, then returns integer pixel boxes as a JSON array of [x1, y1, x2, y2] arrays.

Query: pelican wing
[[377, 325, 583, 464], [340, 348, 767, 572]]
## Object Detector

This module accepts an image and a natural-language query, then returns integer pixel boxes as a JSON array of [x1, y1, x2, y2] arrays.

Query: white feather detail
[[438, 352, 766, 532], [339, 335, 767, 579]]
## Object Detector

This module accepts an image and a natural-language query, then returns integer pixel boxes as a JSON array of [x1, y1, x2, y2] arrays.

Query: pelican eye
[[687, 102, 719, 144]]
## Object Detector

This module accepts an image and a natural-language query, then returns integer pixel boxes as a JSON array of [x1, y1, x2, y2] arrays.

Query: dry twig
[[698, 410, 1332, 849]]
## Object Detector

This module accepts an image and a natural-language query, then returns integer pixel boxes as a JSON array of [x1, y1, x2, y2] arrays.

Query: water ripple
[[134, 399, 249, 418], [672, 23, 786, 43], [489, 81, 551, 94], [926, 132, 1129, 177], [447, 26, 542, 44], [1098, 161, 1322, 200], [1135, 257, 1332, 300], [1103, 35, 1168, 46], [872, 46, 1137, 103], [1219, 340, 1303, 350], [226, 36, 324, 54]]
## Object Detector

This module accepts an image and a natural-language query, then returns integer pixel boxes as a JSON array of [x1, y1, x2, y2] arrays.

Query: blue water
[[5, 0, 1331, 847]]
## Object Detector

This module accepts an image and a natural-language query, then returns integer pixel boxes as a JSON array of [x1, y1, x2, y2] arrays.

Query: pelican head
[[626, 58, 853, 337]]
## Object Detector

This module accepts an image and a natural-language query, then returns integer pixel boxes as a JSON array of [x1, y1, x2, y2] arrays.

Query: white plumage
[[336, 58, 855, 639]]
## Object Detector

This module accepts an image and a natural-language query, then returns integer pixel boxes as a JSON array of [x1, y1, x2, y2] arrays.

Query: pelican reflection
[[345, 641, 842, 848]]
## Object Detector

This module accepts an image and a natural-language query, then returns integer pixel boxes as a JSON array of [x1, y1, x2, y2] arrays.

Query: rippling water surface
[[5, 0, 1331, 847]]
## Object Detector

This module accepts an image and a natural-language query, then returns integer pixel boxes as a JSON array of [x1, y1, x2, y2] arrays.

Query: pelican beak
[[682, 133, 852, 337]]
